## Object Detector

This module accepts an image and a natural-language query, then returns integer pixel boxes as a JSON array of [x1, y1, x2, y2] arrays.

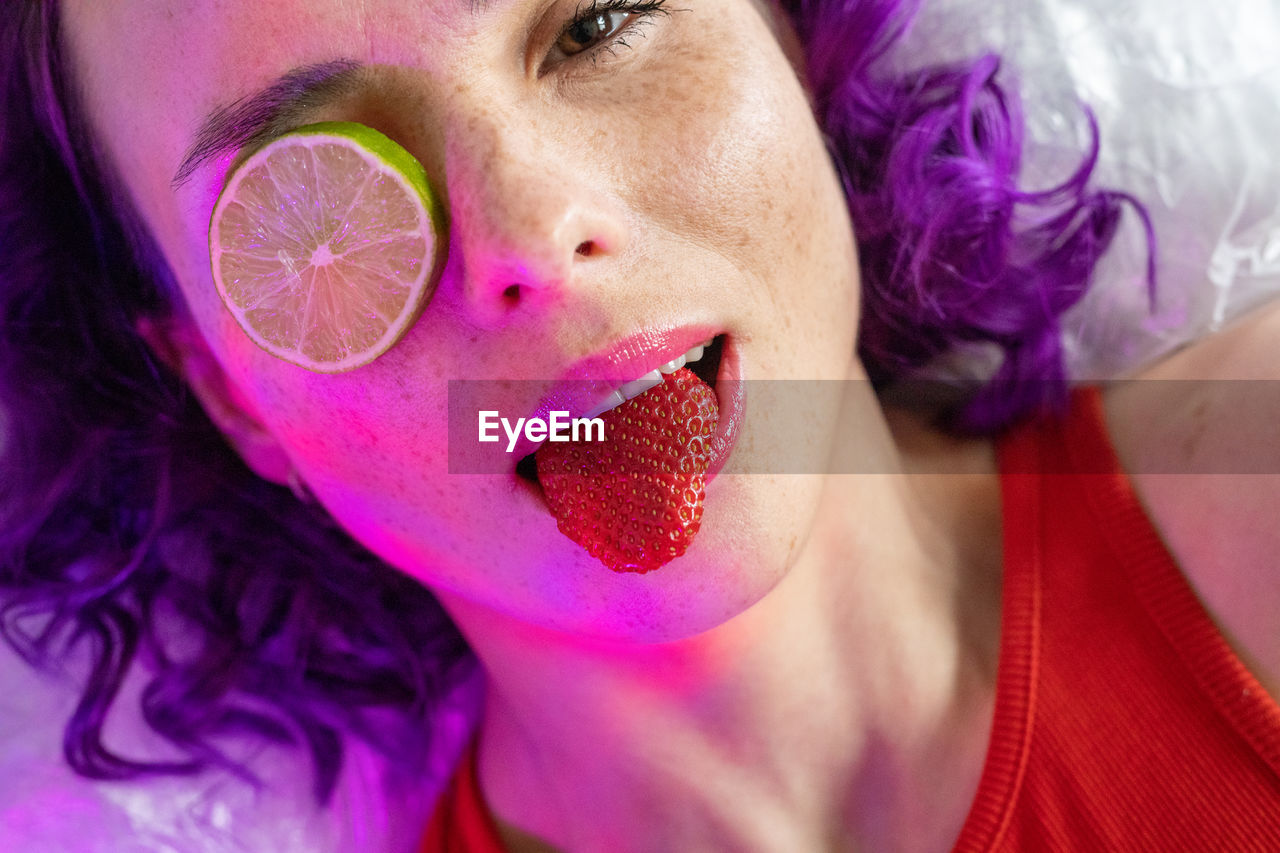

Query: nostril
[[501, 284, 520, 303], [574, 240, 595, 257]]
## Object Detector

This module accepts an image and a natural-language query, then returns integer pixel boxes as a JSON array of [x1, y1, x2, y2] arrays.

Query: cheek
[[217, 311, 556, 593], [239, 365, 484, 577], [613, 13, 858, 347], [620, 40, 801, 256]]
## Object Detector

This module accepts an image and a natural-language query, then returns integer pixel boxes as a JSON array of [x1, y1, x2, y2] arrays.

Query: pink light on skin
[[61, 0, 1015, 847], [438, 577, 752, 699], [181, 149, 241, 233], [505, 323, 721, 460]]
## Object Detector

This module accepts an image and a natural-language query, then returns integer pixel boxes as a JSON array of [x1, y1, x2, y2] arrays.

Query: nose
[[441, 107, 630, 328]]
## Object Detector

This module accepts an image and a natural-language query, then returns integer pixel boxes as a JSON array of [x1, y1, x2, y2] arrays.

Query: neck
[[436, 385, 1004, 852]]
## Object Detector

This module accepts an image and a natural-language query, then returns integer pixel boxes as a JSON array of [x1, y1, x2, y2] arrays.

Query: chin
[[547, 565, 784, 646], [518, 475, 820, 645]]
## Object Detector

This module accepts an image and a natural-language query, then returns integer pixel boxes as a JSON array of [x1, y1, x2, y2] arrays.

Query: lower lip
[[512, 333, 742, 503], [706, 334, 742, 482]]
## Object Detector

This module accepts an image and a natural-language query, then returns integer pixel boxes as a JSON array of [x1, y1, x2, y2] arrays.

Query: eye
[[559, 8, 627, 55], [551, 0, 669, 61]]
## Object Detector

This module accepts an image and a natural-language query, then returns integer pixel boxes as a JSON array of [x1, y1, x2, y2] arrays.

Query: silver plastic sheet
[[897, 0, 1280, 379], [0, 635, 482, 852]]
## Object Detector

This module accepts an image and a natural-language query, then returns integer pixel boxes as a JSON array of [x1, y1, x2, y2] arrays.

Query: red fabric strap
[[423, 387, 1280, 852]]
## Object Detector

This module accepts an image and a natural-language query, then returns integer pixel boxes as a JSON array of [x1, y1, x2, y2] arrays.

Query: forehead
[[63, 0, 462, 66], [80, 0, 515, 130], [62, 0, 508, 233], [62, 0, 453, 125]]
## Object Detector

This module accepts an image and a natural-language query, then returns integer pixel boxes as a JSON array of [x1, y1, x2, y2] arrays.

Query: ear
[[137, 315, 293, 486]]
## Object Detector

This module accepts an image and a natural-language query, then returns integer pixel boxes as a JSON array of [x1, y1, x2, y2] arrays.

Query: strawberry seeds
[[534, 368, 719, 573]]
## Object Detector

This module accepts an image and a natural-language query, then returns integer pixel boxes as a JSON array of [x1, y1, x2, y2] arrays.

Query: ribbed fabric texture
[[955, 386, 1280, 851], [422, 387, 1280, 852], [420, 735, 505, 853]]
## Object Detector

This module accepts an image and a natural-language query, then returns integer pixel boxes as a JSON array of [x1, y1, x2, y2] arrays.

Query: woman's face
[[64, 0, 860, 641]]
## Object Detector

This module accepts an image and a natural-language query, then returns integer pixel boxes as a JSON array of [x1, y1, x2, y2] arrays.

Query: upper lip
[[508, 323, 721, 460]]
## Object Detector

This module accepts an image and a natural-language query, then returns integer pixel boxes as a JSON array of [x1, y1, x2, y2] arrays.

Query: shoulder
[[1100, 298, 1280, 698]]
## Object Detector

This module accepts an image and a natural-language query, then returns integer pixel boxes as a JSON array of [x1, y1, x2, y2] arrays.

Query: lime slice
[[209, 122, 445, 372]]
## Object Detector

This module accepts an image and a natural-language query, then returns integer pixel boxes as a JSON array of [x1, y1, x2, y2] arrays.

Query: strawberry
[[535, 368, 719, 573]]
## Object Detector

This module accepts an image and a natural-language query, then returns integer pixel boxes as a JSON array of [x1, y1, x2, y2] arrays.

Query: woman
[[2, 0, 1277, 850]]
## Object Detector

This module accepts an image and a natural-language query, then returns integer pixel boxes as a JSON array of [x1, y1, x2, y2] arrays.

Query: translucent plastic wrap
[[896, 0, 1280, 380], [0, 638, 483, 852]]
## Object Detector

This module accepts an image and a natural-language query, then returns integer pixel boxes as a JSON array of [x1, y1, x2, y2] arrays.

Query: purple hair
[[1, 3, 473, 802], [1, 0, 1151, 803], [785, 0, 1155, 430]]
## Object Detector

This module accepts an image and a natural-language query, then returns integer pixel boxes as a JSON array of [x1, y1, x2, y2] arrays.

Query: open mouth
[[522, 332, 730, 572], [515, 333, 726, 485], [686, 333, 724, 392]]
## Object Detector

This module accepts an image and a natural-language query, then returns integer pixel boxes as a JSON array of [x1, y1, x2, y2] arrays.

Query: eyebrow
[[171, 58, 367, 190]]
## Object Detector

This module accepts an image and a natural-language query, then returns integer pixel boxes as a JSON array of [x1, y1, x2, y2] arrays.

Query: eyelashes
[[551, 0, 674, 64]]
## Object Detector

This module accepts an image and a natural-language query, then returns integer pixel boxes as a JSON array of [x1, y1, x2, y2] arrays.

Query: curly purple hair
[[0, 0, 1152, 802]]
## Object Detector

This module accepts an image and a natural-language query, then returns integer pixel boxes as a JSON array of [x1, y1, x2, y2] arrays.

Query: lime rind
[[208, 121, 447, 373], [289, 121, 447, 240]]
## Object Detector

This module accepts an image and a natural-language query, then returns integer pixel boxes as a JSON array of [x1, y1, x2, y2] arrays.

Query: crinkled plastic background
[[2, 0, 1278, 850], [0, 637, 483, 852], [895, 0, 1280, 380]]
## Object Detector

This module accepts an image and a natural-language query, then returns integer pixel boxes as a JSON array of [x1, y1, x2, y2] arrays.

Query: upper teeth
[[581, 339, 713, 419]]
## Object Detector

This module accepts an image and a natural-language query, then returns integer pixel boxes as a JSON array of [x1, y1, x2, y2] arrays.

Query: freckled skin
[[63, 0, 861, 641]]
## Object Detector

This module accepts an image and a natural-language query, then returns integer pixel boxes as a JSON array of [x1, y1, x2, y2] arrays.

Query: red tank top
[[421, 387, 1280, 851]]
